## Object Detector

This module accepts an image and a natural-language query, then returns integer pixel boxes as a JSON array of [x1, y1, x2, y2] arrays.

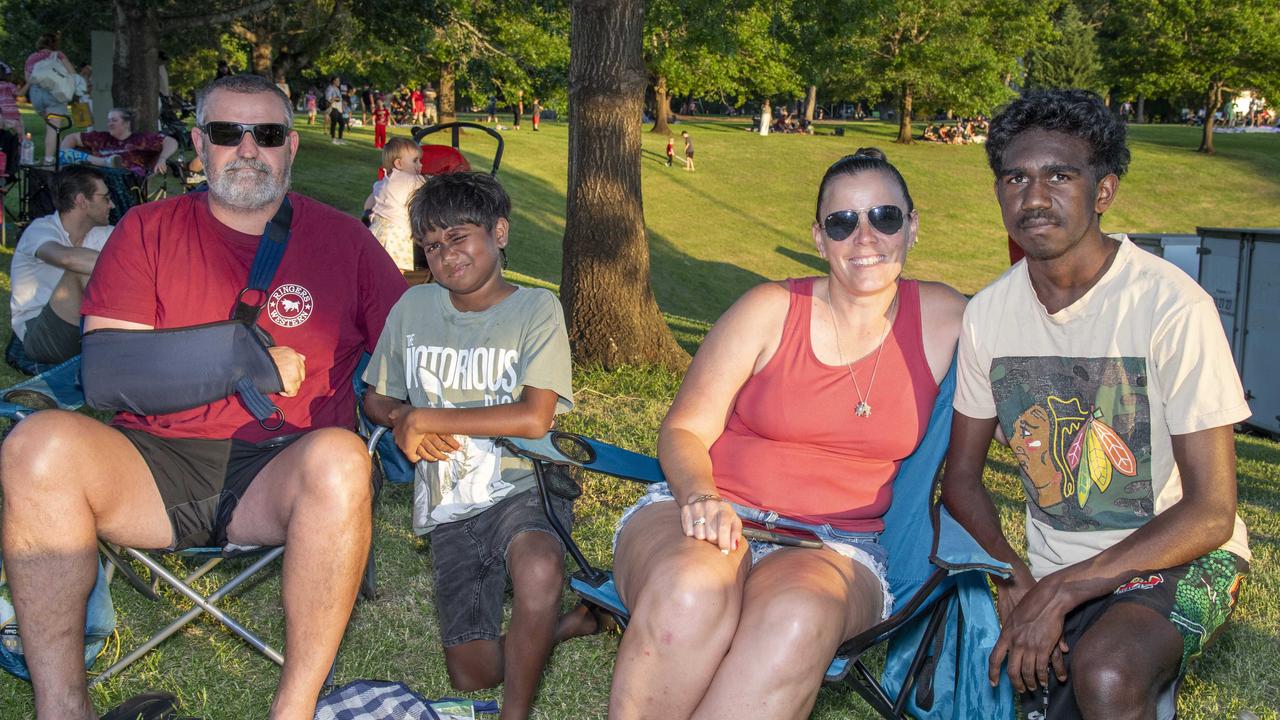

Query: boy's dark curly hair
[[409, 171, 511, 242], [985, 89, 1130, 182]]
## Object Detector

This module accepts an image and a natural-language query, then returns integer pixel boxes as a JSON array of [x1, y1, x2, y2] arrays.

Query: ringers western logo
[[268, 284, 314, 328]]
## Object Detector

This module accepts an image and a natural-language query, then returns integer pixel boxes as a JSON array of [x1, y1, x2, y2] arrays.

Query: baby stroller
[[363, 121, 503, 284], [407, 122, 503, 281]]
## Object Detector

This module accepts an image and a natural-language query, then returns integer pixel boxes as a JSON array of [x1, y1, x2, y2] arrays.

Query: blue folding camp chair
[[495, 361, 1016, 718], [0, 354, 378, 688]]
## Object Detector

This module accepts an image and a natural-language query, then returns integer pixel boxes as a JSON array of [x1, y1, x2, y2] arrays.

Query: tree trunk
[[438, 64, 457, 124], [651, 74, 671, 134], [1198, 83, 1221, 155], [895, 84, 913, 144], [759, 98, 771, 136], [562, 0, 688, 370], [112, 0, 160, 132], [1135, 95, 1146, 124], [804, 84, 816, 123], [250, 41, 272, 77]]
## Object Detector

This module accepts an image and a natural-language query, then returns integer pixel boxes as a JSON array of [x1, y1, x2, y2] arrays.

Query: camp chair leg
[[90, 547, 286, 687], [99, 542, 160, 602], [892, 589, 956, 717], [848, 659, 900, 719]]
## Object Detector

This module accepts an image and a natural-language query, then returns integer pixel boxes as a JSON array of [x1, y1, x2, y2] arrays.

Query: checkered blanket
[[314, 680, 439, 720]]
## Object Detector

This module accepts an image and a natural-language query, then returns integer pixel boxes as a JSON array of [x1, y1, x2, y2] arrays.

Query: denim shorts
[[615, 482, 893, 618], [28, 84, 68, 121], [429, 488, 573, 647]]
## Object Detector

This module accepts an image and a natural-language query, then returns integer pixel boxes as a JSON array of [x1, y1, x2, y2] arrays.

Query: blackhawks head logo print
[[268, 284, 313, 328]]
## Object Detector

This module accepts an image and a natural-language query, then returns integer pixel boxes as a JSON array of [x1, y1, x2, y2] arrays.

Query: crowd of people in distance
[[921, 117, 989, 145]]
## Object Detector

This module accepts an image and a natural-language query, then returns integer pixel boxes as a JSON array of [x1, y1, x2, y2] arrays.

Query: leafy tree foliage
[[828, 0, 1053, 143], [1105, 0, 1280, 153], [1027, 2, 1105, 94]]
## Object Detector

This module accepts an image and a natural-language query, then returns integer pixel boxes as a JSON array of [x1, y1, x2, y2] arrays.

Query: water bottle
[[20, 133, 34, 165]]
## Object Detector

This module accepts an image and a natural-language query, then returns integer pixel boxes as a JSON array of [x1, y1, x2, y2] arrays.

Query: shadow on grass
[[1125, 125, 1280, 186], [775, 245, 826, 273]]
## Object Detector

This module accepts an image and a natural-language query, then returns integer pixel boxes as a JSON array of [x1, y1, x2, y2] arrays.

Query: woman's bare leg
[[609, 502, 750, 720], [692, 547, 883, 720]]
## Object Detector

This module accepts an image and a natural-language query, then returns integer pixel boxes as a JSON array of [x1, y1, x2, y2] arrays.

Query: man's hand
[[267, 346, 305, 397], [391, 408, 460, 462], [989, 575, 1071, 693]]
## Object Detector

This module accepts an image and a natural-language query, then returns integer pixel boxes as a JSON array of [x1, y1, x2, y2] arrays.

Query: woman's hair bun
[[853, 147, 887, 162]]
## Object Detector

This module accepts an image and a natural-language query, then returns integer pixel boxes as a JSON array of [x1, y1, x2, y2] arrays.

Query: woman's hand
[[680, 494, 741, 554]]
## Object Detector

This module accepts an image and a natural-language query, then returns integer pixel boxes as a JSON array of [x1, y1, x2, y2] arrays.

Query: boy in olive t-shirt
[[363, 173, 605, 719]]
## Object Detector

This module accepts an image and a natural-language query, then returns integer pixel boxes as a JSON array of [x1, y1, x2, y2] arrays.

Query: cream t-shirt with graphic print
[[954, 237, 1250, 580]]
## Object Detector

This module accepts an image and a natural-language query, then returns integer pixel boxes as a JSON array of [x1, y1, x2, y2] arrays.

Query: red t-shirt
[[82, 192, 408, 443], [374, 108, 390, 127], [79, 131, 165, 177], [709, 278, 938, 532]]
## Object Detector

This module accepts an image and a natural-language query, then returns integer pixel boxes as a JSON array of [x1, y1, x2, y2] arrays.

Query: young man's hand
[[989, 574, 1071, 693]]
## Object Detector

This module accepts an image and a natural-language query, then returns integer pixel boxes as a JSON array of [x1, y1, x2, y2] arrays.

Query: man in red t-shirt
[[1, 74, 407, 720]]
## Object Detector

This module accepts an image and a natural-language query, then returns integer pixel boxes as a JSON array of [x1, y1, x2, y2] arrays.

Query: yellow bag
[[70, 102, 92, 128]]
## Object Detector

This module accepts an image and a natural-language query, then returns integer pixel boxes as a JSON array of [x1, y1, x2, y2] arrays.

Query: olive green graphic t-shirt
[[364, 284, 574, 534]]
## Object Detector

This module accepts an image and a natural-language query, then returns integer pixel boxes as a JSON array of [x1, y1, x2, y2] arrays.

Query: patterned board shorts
[[1019, 549, 1249, 720], [614, 482, 894, 619]]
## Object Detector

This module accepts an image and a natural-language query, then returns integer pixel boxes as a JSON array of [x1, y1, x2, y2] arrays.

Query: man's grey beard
[[204, 155, 291, 211]]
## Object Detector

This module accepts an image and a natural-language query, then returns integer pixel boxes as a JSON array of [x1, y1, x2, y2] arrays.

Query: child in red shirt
[[665, 135, 675, 167], [373, 99, 391, 149]]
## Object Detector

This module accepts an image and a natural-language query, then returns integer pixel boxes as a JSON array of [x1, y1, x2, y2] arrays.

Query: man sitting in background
[[9, 165, 113, 364]]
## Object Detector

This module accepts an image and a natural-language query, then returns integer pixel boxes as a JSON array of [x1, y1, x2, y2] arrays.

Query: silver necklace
[[826, 283, 899, 417]]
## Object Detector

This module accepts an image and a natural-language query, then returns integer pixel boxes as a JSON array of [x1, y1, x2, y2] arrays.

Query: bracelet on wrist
[[684, 492, 723, 507]]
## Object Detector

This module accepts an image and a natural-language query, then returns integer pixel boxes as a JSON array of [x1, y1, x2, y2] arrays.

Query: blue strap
[[231, 196, 293, 428]]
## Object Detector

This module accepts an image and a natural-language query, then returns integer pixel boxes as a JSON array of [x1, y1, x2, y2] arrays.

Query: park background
[[1, 0, 1279, 718]]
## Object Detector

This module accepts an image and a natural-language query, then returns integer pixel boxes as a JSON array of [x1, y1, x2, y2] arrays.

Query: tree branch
[[159, 0, 276, 31]]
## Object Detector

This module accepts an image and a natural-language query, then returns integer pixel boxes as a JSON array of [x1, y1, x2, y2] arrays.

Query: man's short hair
[[52, 165, 105, 213], [195, 74, 294, 128], [381, 137, 419, 172], [409, 172, 511, 242], [986, 89, 1130, 182]]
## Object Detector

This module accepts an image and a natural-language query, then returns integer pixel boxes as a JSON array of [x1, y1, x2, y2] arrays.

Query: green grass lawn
[[0, 112, 1277, 719]]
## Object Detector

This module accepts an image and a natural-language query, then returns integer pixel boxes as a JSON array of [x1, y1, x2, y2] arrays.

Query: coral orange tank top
[[709, 277, 938, 532]]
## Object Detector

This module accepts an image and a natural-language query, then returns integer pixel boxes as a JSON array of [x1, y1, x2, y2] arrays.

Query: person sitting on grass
[[362, 172, 605, 720], [9, 165, 113, 365], [59, 107, 178, 177]]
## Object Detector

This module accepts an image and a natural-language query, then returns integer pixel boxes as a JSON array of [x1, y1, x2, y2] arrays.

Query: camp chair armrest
[[930, 507, 1012, 578]]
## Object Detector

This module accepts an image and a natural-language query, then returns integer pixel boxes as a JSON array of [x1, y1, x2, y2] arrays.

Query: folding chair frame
[[498, 431, 994, 720], [91, 544, 287, 687]]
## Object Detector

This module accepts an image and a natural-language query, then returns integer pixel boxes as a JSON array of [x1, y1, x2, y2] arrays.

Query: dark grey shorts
[[429, 489, 572, 647], [119, 429, 300, 550], [22, 303, 80, 364]]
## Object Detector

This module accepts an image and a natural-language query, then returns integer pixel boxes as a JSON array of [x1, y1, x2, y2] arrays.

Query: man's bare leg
[[47, 269, 91, 326], [223, 427, 372, 720], [0, 410, 172, 720]]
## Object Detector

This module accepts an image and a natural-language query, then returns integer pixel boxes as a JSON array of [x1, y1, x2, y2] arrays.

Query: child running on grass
[[366, 137, 424, 271], [362, 172, 606, 720]]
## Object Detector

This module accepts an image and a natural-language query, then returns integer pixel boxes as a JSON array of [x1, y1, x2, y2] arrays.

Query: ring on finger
[[692, 517, 707, 527]]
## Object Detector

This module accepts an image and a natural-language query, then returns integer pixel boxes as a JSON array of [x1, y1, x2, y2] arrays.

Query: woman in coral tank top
[[609, 149, 968, 719]]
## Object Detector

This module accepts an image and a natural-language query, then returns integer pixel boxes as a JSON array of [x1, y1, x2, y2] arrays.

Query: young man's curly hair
[[986, 89, 1131, 183]]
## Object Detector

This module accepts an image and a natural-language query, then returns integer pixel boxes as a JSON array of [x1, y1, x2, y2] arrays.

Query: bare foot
[[554, 602, 617, 642]]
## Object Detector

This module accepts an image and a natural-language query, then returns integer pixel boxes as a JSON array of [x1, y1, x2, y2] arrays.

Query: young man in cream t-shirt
[[942, 89, 1250, 720]]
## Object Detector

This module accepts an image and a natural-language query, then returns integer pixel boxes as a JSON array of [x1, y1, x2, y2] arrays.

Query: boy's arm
[[364, 387, 461, 462], [399, 385, 559, 447]]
